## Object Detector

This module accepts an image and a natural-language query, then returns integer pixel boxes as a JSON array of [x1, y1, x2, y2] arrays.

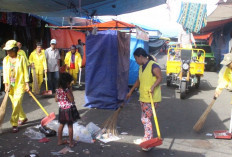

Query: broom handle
[[28, 91, 49, 116], [78, 68, 81, 85], [230, 105, 232, 133], [149, 92, 161, 139], [45, 72, 48, 91]]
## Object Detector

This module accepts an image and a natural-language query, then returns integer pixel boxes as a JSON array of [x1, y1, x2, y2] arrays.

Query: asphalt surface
[[0, 52, 232, 157]]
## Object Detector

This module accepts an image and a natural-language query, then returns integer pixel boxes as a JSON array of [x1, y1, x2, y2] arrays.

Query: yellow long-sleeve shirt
[[29, 49, 47, 74], [3, 55, 29, 93], [64, 51, 82, 73]]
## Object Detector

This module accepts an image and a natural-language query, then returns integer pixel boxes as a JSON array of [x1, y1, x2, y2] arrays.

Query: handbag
[[71, 105, 80, 120]]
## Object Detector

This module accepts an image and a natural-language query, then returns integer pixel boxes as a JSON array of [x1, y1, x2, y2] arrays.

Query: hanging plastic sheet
[[128, 35, 148, 85], [117, 31, 130, 100], [85, 30, 119, 110]]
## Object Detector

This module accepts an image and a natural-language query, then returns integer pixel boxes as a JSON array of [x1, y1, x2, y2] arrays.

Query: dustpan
[[140, 92, 163, 149], [28, 91, 55, 126], [213, 107, 232, 140], [42, 72, 52, 96]]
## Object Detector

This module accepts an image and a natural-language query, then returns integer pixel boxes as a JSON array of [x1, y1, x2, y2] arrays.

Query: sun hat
[[221, 53, 232, 65], [50, 39, 56, 44], [3, 40, 17, 50]]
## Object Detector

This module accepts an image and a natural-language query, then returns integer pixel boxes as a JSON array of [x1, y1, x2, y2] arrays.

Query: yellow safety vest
[[64, 51, 82, 73], [139, 60, 162, 103], [216, 66, 232, 91], [29, 49, 47, 74]]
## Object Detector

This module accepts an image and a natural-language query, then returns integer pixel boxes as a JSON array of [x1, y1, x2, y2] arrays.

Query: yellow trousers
[[69, 69, 78, 84], [32, 73, 44, 94], [9, 88, 26, 127]]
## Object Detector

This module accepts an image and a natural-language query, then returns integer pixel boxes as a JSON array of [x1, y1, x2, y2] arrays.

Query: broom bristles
[[33, 68, 39, 94], [193, 99, 216, 132], [102, 104, 124, 136], [0, 91, 9, 132]]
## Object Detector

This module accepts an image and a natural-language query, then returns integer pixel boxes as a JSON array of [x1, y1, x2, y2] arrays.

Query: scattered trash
[[97, 134, 120, 143], [206, 133, 213, 136], [170, 152, 175, 156], [83, 149, 90, 155], [23, 127, 45, 140], [38, 137, 50, 143], [24, 154, 39, 157], [51, 146, 74, 155], [120, 132, 128, 135]]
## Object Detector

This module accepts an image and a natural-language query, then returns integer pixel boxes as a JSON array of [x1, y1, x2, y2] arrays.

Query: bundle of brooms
[[102, 103, 125, 136]]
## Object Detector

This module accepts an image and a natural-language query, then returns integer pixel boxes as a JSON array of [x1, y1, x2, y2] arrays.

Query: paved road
[[0, 53, 232, 157]]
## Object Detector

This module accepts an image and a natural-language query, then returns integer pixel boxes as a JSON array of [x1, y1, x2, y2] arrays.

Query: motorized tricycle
[[166, 47, 205, 99]]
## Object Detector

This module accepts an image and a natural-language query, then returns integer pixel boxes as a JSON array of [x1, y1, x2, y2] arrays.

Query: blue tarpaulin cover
[[85, 30, 130, 110], [128, 35, 149, 85]]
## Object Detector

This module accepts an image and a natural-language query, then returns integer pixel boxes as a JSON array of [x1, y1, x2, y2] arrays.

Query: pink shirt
[[56, 88, 73, 109]]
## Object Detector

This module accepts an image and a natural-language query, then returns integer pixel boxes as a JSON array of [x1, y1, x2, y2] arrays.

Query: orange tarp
[[194, 32, 213, 40], [49, 20, 135, 31]]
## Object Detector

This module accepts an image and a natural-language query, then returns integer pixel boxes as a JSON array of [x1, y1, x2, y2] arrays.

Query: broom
[[0, 91, 9, 133], [193, 96, 217, 132], [102, 102, 125, 136], [32, 67, 39, 94]]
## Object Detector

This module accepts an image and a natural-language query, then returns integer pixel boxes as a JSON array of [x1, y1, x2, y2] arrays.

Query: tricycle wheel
[[195, 76, 200, 89], [180, 81, 186, 99], [167, 80, 171, 86]]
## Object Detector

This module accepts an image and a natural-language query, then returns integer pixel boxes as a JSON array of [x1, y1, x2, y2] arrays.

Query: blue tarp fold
[[85, 30, 130, 110]]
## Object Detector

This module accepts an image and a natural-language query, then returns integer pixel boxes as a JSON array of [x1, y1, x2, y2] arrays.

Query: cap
[[50, 39, 56, 44], [70, 45, 76, 49], [221, 53, 232, 65], [3, 40, 17, 50]]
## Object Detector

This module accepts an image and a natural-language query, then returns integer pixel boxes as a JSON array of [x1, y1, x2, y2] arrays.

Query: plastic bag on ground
[[46, 120, 93, 143], [86, 122, 101, 137], [23, 127, 45, 140]]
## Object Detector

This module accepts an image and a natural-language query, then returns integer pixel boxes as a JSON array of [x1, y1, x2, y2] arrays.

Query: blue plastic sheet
[[128, 35, 148, 85], [85, 30, 119, 110]]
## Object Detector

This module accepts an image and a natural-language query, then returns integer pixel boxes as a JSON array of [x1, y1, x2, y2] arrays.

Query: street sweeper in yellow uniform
[[64, 45, 82, 84], [29, 42, 47, 94], [3, 40, 30, 133], [215, 53, 232, 101]]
